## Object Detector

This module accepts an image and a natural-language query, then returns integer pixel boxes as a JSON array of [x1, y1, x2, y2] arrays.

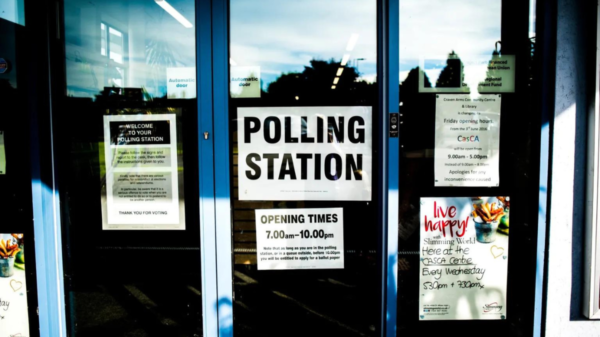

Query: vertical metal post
[[378, 0, 399, 335], [212, 0, 235, 336], [197, 1, 219, 337], [386, 0, 400, 336], [28, 0, 67, 335], [533, 0, 556, 335]]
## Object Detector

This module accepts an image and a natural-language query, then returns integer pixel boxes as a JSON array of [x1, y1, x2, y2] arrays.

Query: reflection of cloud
[[230, 0, 377, 86], [400, 0, 501, 60]]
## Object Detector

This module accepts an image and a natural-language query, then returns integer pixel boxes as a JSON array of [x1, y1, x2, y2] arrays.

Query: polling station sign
[[237, 107, 372, 201]]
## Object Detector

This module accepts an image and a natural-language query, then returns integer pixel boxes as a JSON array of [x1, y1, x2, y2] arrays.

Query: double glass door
[[56, 0, 542, 336]]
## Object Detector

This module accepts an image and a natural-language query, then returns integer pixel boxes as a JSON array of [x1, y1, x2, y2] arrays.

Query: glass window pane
[[62, 0, 202, 335], [65, 0, 196, 100], [108, 26, 123, 63], [100, 23, 107, 56], [0, 0, 25, 26]]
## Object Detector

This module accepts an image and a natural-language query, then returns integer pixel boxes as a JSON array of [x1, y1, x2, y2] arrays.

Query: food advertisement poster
[[255, 208, 344, 270], [237, 107, 372, 201], [102, 114, 185, 230], [435, 94, 501, 187], [0, 234, 29, 336], [419, 197, 510, 320]]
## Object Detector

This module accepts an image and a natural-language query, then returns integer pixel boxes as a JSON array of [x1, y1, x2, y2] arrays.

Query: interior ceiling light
[[341, 54, 350, 66], [155, 0, 193, 28], [346, 34, 359, 51], [333, 77, 340, 85], [336, 67, 344, 77], [331, 85, 336, 89]]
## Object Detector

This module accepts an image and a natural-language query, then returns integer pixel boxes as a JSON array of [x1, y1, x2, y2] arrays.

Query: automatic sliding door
[[227, 1, 382, 336]]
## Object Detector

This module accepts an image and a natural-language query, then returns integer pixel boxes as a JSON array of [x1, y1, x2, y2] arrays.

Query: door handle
[[204, 131, 209, 140]]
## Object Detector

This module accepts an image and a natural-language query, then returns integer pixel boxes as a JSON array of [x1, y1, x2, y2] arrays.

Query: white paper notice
[[0, 131, 5, 175], [102, 114, 184, 230], [417, 55, 515, 94], [435, 94, 501, 187], [237, 107, 372, 201], [0, 233, 30, 337], [167, 67, 196, 99], [230, 66, 261, 98], [478, 55, 516, 93], [255, 208, 344, 270], [419, 197, 509, 320]]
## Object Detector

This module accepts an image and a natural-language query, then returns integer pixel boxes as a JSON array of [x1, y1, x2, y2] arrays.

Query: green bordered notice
[[0, 131, 5, 175]]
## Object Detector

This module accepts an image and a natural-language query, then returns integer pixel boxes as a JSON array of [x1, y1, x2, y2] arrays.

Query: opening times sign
[[255, 208, 344, 270], [237, 107, 372, 201], [419, 197, 509, 320]]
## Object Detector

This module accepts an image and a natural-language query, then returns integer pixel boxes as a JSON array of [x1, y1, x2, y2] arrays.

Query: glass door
[[396, 0, 542, 335], [58, 0, 207, 335], [223, 0, 384, 336]]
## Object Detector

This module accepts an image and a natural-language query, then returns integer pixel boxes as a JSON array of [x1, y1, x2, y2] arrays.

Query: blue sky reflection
[[230, 0, 377, 90]]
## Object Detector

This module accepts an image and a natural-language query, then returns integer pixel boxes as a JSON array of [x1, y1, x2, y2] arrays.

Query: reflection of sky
[[400, 0, 501, 83], [0, 0, 25, 26], [62, 0, 507, 96], [230, 0, 377, 90], [230, 0, 502, 90]]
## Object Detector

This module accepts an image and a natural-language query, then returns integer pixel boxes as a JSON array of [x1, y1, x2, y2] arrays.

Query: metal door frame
[[209, 0, 399, 336]]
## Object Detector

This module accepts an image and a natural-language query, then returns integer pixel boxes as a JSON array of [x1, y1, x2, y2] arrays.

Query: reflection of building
[[64, 0, 196, 99]]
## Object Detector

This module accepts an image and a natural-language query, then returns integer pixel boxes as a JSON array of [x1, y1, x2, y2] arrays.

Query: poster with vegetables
[[419, 197, 509, 320], [0, 234, 29, 336]]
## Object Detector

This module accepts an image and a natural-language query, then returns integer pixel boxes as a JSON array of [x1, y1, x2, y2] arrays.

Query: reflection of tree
[[435, 51, 464, 88], [400, 67, 431, 100], [264, 59, 376, 105]]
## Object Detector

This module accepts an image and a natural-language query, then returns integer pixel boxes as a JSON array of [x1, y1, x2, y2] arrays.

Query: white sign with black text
[[255, 208, 344, 270], [230, 66, 261, 98], [102, 114, 183, 229], [238, 107, 372, 201], [435, 94, 501, 187]]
